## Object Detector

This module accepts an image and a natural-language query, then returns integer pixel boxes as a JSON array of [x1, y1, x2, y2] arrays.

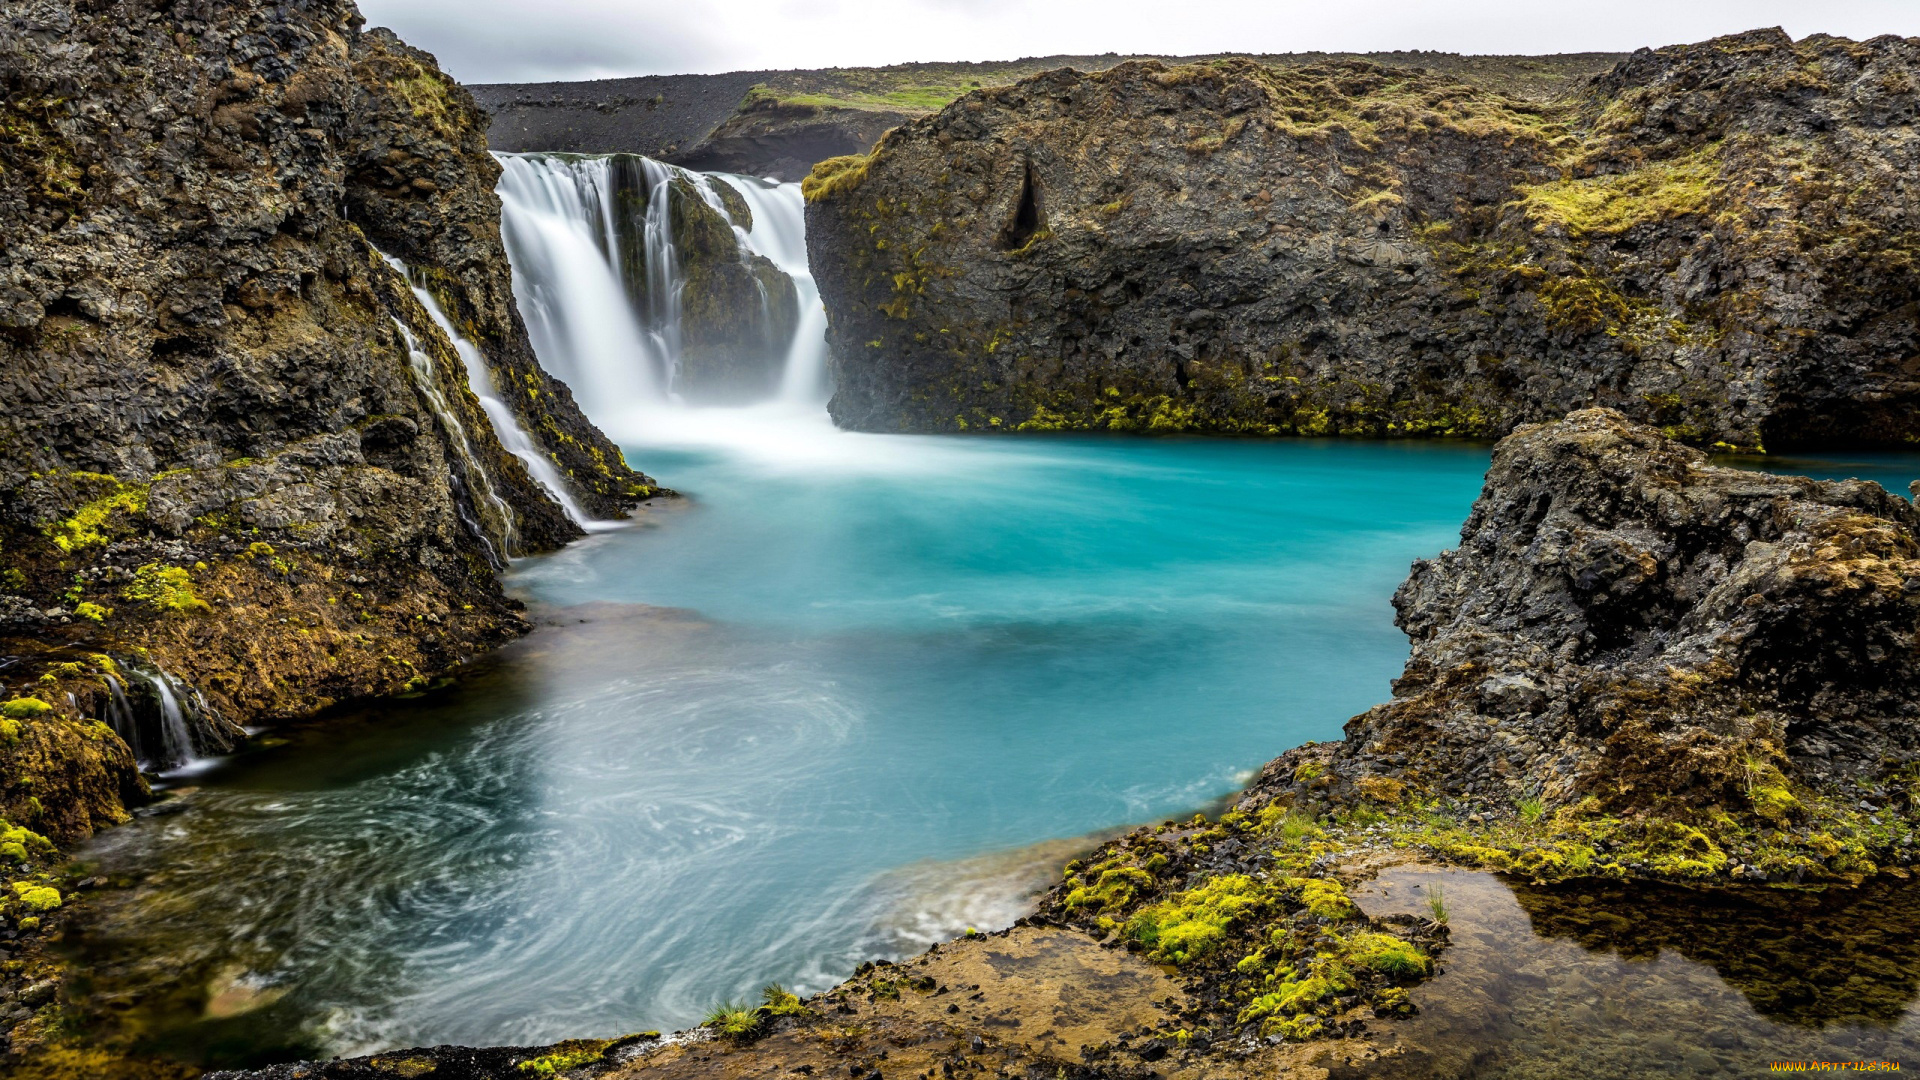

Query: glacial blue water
[[68, 414, 1920, 1069], [71, 419, 1496, 1065]]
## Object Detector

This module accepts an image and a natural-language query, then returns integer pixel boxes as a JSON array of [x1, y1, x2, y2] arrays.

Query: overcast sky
[[355, 0, 1920, 85]]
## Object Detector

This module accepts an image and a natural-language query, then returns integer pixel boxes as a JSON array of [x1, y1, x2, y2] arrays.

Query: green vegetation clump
[[44, 472, 148, 553], [122, 563, 211, 614], [1296, 877, 1355, 920], [702, 1000, 762, 1039], [73, 601, 109, 621], [760, 982, 808, 1017], [1063, 862, 1155, 912], [1127, 873, 1274, 964], [1, 698, 51, 721], [802, 153, 874, 203], [390, 66, 464, 141], [0, 823, 52, 864], [1346, 931, 1430, 976], [1511, 147, 1723, 237], [11, 882, 60, 911]]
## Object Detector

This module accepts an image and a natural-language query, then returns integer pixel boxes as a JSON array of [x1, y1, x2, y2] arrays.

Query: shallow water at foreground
[[1354, 866, 1920, 1077], [61, 420, 1920, 1071]]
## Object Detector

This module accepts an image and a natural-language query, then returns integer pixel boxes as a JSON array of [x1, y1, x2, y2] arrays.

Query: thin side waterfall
[[385, 256, 606, 529], [494, 152, 831, 430], [389, 313, 518, 565], [639, 157, 686, 388]]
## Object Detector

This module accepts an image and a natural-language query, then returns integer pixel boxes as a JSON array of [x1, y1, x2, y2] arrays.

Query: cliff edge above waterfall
[[805, 30, 1920, 447], [470, 51, 1624, 182], [0, 0, 656, 857]]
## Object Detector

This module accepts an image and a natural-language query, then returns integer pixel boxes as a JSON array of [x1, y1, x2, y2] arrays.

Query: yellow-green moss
[[10, 882, 60, 911], [760, 982, 808, 1017], [1345, 931, 1429, 976], [390, 68, 464, 142], [516, 1038, 613, 1076], [1512, 146, 1724, 237], [802, 153, 875, 203], [1296, 877, 1355, 920], [1063, 863, 1155, 912], [0, 698, 51, 721], [121, 563, 211, 614], [73, 601, 108, 621], [1127, 873, 1274, 964], [44, 473, 148, 553]]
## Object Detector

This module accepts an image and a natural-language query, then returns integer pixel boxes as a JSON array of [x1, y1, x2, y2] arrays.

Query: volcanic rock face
[[0, 0, 651, 838], [805, 31, 1920, 447], [1265, 409, 1920, 815]]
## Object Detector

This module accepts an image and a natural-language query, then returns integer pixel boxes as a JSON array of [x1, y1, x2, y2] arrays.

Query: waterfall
[[107, 663, 233, 773], [495, 155, 665, 417], [389, 312, 518, 566], [708, 175, 832, 404], [493, 152, 831, 433], [384, 256, 607, 530], [149, 672, 195, 769], [638, 157, 686, 389]]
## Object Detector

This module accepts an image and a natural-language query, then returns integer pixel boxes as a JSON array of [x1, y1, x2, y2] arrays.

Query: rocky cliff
[[0, 0, 654, 851], [1253, 409, 1920, 881], [805, 30, 1920, 449], [472, 52, 1622, 182]]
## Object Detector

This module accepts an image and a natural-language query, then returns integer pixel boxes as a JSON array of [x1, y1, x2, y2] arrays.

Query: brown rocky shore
[[196, 414, 1920, 1079], [804, 30, 1920, 449]]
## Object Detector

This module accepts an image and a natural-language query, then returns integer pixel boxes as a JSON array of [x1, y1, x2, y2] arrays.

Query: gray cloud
[[358, 0, 1920, 85]]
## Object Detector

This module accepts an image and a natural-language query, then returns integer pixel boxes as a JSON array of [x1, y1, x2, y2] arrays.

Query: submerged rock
[[805, 31, 1920, 447], [1262, 408, 1920, 819]]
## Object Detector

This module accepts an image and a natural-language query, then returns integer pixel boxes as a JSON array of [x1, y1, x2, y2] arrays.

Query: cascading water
[[493, 152, 831, 438], [494, 155, 666, 417], [389, 312, 518, 565], [104, 663, 230, 773], [384, 255, 609, 530], [708, 175, 832, 403]]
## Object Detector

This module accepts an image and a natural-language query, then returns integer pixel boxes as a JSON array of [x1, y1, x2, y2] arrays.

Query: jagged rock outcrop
[[806, 31, 1920, 448], [1258, 409, 1920, 818], [0, 0, 653, 841]]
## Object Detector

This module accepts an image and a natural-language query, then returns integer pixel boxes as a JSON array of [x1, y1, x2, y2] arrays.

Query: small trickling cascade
[[103, 664, 237, 773], [494, 152, 830, 425], [389, 312, 520, 566]]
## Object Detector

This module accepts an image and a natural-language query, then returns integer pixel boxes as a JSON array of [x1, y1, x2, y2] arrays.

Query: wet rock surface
[[805, 31, 1920, 446], [1257, 408, 1920, 817]]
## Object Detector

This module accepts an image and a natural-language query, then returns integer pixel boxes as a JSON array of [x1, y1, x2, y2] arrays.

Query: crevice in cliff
[[998, 160, 1046, 251]]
